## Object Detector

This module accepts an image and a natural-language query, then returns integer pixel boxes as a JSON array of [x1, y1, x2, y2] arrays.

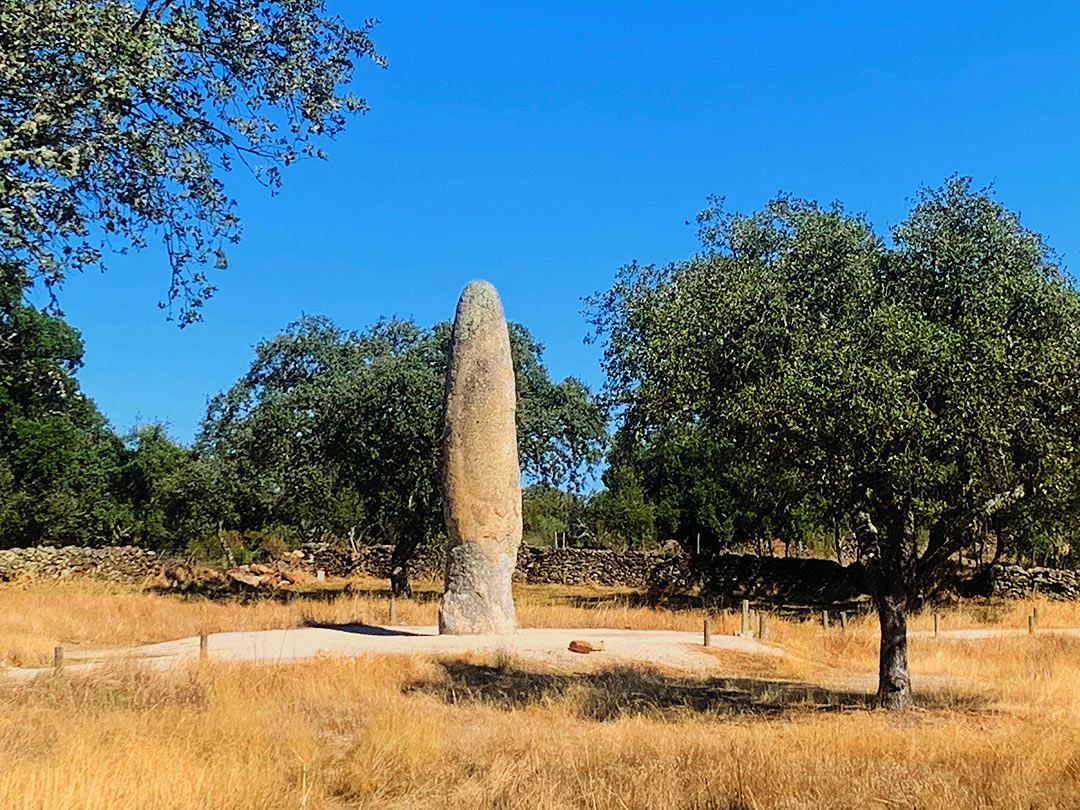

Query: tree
[[1, 0, 384, 321], [0, 272, 128, 545], [602, 424, 825, 554], [118, 422, 190, 547], [588, 178, 1080, 708], [199, 314, 606, 594]]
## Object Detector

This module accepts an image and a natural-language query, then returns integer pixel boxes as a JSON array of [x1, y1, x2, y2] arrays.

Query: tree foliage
[[0, 0, 384, 320]]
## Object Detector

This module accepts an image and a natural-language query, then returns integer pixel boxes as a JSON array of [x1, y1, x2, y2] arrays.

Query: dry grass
[[3, 579, 1080, 808]]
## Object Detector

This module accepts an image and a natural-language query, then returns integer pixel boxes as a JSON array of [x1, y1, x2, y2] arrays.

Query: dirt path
[[3, 624, 782, 680]]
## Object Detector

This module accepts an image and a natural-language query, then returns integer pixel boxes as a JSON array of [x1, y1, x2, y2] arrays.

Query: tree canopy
[[0, 0, 383, 321], [588, 178, 1080, 707]]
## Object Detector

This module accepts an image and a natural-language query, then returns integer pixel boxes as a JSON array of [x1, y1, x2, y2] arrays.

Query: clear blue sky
[[54, 1, 1080, 443]]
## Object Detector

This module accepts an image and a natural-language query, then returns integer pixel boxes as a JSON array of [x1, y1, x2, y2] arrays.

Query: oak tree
[[589, 178, 1080, 708]]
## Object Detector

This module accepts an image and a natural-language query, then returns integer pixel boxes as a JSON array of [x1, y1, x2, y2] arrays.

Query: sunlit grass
[[2, 580, 1080, 808]]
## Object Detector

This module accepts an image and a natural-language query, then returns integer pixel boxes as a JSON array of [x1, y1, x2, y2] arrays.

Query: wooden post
[[839, 611, 848, 633], [1033, 606, 1040, 628], [1028, 614, 1035, 634], [758, 613, 768, 640], [934, 613, 940, 639], [703, 616, 712, 647], [53, 646, 63, 674], [199, 632, 208, 660], [741, 599, 750, 635], [389, 597, 397, 625], [821, 610, 829, 631], [696, 533, 701, 555]]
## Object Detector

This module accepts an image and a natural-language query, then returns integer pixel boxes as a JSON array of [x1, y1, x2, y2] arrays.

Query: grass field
[[1, 579, 1079, 809]]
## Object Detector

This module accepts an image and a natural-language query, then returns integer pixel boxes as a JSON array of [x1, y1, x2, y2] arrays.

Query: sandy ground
[[3, 624, 781, 680]]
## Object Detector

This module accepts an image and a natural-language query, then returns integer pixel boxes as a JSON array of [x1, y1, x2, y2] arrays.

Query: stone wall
[[4, 543, 1080, 604], [987, 564, 1080, 600], [300, 544, 444, 580], [515, 546, 665, 587], [513, 547, 867, 604], [302, 544, 868, 606], [0, 545, 160, 583]]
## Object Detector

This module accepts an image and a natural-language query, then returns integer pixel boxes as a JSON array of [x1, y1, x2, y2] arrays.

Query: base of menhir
[[439, 542, 518, 635]]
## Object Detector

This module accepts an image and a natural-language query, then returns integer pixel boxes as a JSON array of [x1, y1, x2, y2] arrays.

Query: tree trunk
[[389, 564, 411, 598], [875, 587, 912, 709], [389, 537, 415, 598], [856, 498, 916, 711]]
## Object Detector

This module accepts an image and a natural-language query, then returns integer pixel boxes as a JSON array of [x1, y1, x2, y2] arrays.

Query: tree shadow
[[300, 620, 421, 637], [406, 661, 992, 720]]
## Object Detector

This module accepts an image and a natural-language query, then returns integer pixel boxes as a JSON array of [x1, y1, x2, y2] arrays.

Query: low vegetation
[[1, 581, 1079, 808]]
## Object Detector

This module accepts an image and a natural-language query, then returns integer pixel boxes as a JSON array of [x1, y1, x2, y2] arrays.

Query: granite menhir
[[439, 280, 522, 635]]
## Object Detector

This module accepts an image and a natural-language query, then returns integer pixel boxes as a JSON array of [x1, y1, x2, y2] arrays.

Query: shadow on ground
[[300, 620, 420, 637], [406, 661, 992, 720]]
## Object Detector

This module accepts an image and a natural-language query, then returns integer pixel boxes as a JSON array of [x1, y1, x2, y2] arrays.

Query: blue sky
[[55, 1, 1080, 443]]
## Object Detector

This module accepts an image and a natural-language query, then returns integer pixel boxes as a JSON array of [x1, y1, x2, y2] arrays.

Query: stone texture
[[439, 280, 522, 634]]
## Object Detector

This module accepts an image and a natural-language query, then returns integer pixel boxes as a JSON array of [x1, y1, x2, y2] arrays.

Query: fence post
[[199, 632, 208, 660], [1033, 606, 1040, 628], [703, 616, 712, 648], [53, 646, 63, 675], [934, 613, 940, 639], [741, 599, 750, 635], [696, 533, 701, 555], [1028, 614, 1035, 634], [389, 597, 397, 625], [758, 613, 768, 640], [821, 610, 829, 631], [839, 611, 848, 633]]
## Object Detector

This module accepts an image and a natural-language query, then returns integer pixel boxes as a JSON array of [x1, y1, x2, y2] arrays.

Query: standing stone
[[439, 280, 521, 635]]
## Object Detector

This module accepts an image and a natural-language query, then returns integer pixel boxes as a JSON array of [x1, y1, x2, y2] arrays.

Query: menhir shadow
[[301, 620, 421, 637], [406, 661, 992, 720]]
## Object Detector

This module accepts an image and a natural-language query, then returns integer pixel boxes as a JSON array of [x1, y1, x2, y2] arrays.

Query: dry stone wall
[[0, 545, 160, 583], [300, 544, 443, 580], [2, 544, 1078, 604], [515, 546, 669, 587], [987, 564, 1080, 600]]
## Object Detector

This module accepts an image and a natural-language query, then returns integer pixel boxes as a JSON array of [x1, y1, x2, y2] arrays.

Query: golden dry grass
[[3, 580, 1080, 808]]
